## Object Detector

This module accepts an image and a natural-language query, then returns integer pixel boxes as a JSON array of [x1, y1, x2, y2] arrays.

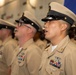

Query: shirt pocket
[[45, 64, 63, 75]]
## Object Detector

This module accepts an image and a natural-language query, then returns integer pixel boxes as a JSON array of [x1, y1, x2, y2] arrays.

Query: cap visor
[[15, 20, 19, 23], [41, 18, 49, 22], [41, 17, 54, 22]]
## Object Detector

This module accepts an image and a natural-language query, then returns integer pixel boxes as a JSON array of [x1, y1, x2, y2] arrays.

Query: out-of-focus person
[[0, 19, 18, 75]]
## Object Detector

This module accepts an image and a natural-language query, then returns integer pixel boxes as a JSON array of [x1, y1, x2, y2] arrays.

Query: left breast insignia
[[49, 56, 61, 69], [17, 52, 25, 64], [17, 48, 27, 64]]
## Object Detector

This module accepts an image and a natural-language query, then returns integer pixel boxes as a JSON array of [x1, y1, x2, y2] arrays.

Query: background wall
[[0, 0, 64, 27]]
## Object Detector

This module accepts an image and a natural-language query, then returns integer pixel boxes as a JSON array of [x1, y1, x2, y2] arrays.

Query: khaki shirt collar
[[46, 35, 70, 58], [56, 35, 70, 53], [15, 39, 34, 56], [20, 38, 34, 50]]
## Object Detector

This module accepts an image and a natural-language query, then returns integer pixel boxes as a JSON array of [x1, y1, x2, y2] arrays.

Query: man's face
[[0, 28, 10, 40], [15, 23, 31, 38], [44, 20, 62, 41]]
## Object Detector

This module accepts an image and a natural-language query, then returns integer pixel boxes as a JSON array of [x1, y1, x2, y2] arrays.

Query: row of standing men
[[0, 2, 76, 75]]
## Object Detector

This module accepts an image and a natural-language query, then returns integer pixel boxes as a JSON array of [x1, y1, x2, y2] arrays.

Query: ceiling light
[[29, 0, 37, 8], [0, 0, 5, 6]]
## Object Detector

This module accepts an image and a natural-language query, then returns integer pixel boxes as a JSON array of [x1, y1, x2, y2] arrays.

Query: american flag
[[64, 0, 76, 14]]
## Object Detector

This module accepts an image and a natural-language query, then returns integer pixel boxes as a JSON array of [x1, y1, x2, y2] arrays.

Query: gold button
[[31, 23, 34, 25], [64, 17, 67, 20]]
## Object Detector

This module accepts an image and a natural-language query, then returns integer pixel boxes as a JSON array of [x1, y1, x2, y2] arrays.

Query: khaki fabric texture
[[39, 36, 76, 75], [0, 36, 18, 75], [11, 39, 42, 75]]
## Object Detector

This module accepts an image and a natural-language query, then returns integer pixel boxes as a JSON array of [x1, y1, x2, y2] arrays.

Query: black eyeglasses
[[16, 22, 31, 29]]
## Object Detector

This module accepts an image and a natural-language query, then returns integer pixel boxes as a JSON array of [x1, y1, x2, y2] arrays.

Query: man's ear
[[61, 23, 68, 31], [27, 28, 32, 33]]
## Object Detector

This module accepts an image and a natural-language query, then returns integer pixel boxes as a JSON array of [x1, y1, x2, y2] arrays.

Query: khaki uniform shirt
[[0, 36, 18, 75], [11, 39, 42, 75], [35, 39, 47, 51], [39, 35, 76, 75]]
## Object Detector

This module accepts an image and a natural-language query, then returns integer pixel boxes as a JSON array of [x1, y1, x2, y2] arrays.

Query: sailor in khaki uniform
[[0, 19, 18, 75], [39, 2, 76, 75], [11, 11, 42, 75]]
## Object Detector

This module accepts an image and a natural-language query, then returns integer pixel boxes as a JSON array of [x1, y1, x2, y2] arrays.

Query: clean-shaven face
[[44, 20, 62, 41]]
